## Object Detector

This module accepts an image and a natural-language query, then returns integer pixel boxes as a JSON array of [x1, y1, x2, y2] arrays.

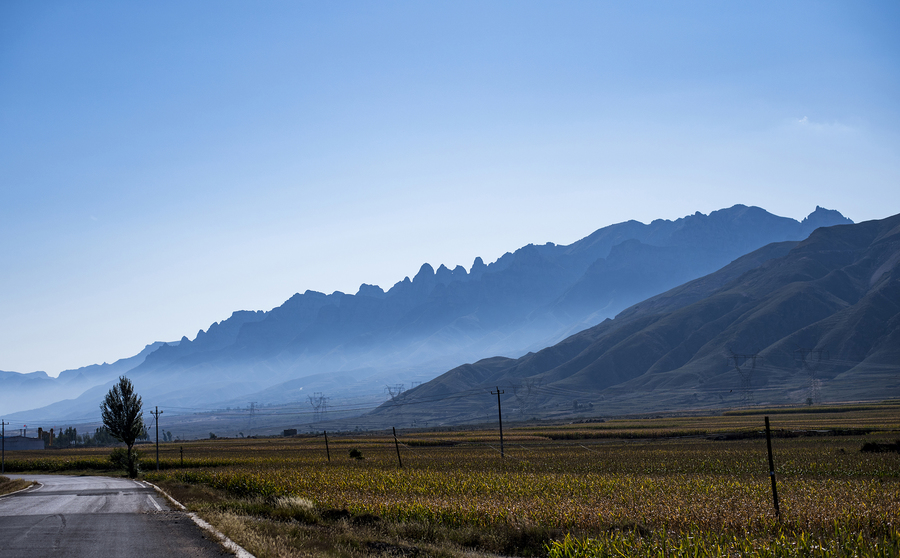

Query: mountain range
[[366, 212, 900, 426], [3, 204, 856, 426]]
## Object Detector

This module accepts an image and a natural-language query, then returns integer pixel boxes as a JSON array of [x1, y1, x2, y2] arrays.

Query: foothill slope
[[367, 213, 900, 425]]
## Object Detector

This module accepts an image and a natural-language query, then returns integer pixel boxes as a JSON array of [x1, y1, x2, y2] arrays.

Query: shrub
[[270, 495, 319, 523], [861, 440, 900, 453], [109, 447, 142, 474]]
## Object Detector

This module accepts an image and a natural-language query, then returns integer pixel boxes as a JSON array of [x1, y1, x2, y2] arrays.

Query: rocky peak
[[801, 206, 853, 235], [435, 264, 454, 285], [413, 263, 435, 283], [356, 283, 386, 298], [470, 257, 487, 279]]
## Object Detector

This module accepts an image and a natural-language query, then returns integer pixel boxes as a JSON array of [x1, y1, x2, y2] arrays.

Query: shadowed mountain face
[[6, 205, 854, 422], [368, 214, 900, 425]]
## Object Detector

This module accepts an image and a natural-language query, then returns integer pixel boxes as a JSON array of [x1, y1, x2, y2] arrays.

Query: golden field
[[4, 403, 900, 557]]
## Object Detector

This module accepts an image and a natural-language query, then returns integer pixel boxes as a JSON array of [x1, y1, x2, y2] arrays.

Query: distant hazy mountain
[[0, 342, 166, 415], [368, 213, 899, 425], [7, 205, 853, 423]]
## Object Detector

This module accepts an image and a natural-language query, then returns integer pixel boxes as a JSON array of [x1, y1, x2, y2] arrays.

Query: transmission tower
[[385, 384, 405, 401], [307, 395, 321, 422], [728, 351, 761, 405], [384, 384, 405, 424], [248, 402, 257, 437], [307, 393, 327, 422], [512, 378, 543, 417], [795, 348, 828, 405]]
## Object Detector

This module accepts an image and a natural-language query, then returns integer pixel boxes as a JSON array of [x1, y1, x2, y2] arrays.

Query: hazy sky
[[2, 1, 898, 376]]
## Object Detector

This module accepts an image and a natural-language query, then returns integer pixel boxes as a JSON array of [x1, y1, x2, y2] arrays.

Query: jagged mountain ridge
[[6, 205, 852, 422], [367, 213, 900, 425], [134, 205, 849, 373]]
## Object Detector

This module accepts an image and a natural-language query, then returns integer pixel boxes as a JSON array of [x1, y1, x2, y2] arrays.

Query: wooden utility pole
[[393, 427, 403, 468], [765, 416, 780, 518], [1, 420, 8, 474], [151, 407, 163, 472], [491, 387, 505, 458]]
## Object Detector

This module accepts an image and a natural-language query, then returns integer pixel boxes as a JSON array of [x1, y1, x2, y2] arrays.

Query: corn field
[[8, 409, 900, 556]]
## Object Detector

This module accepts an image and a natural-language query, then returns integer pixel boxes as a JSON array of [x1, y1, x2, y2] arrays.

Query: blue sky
[[1, 1, 898, 375]]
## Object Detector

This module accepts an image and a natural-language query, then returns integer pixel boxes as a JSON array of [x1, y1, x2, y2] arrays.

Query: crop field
[[4, 403, 900, 557]]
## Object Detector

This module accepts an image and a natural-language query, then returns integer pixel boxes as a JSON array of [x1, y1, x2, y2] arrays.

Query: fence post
[[491, 387, 505, 457], [324, 430, 331, 462], [765, 416, 780, 518], [393, 427, 403, 468]]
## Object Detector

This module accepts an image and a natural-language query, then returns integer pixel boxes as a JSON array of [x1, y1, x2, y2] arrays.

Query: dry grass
[[0, 475, 33, 496], [160, 479, 539, 558]]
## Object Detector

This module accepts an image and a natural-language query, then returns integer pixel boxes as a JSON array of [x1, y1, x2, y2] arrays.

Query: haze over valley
[[2, 3, 899, 437], [6, 204, 894, 436]]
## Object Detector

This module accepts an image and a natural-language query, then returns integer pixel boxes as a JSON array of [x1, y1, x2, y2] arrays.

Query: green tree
[[100, 376, 145, 478]]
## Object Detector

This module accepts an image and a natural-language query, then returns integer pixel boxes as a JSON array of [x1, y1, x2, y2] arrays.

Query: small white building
[[1, 436, 45, 451]]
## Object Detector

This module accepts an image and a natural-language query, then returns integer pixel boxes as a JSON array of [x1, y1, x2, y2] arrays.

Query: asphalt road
[[0, 474, 233, 558]]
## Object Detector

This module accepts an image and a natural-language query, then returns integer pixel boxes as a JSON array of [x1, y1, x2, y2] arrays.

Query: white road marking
[[189, 513, 255, 558], [143, 480, 255, 557], [147, 494, 162, 511], [143, 481, 186, 511]]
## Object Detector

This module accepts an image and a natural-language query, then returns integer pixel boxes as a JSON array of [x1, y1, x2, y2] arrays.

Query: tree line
[[40, 425, 151, 448]]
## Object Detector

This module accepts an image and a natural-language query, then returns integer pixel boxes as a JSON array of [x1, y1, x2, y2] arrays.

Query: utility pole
[[491, 387, 505, 458], [248, 402, 257, 437], [151, 407, 163, 472], [1, 420, 8, 474]]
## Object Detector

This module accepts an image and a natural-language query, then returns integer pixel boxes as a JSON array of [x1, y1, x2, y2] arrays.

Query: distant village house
[[1, 436, 45, 451]]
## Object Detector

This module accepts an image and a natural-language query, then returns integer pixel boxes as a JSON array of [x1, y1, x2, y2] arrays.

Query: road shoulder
[[144, 480, 255, 558]]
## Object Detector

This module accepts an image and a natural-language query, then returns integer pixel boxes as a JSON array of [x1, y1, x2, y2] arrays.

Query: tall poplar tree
[[100, 376, 144, 478]]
